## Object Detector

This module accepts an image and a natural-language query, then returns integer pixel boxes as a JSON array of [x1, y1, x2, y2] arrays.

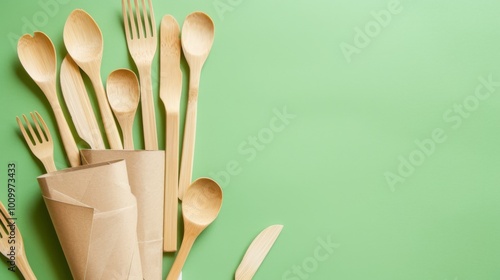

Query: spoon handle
[[122, 120, 135, 150], [166, 234, 196, 280], [138, 65, 159, 150], [89, 73, 123, 150], [178, 93, 197, 200], [50, 99, 80, 167]]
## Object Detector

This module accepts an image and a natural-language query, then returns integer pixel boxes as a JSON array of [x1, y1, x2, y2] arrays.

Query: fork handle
[[16, 253, 37, 280], [51, 103, 80, 167], [138, 65, 158, 150], [41, 157, 57, 173]]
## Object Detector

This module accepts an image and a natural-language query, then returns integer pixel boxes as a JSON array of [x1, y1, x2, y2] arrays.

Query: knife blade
[[60, 55, 105, 149], [235, 225, 284, 280]]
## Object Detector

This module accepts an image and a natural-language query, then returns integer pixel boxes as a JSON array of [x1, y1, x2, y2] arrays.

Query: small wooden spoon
[[107, 69, 140, 150], [64, 9, 123, 149], [178, 12, 215, 200], [166, 178, 223, 280]]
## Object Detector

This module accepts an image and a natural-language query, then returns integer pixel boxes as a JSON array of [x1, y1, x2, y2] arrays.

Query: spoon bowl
[[18, 32, 56, 83], [181, 12, 215, 62], [107, 69, 140, 150], [63, 9, 103, 69], [183, 178, 223, 227], [107, 69, 140, 115]]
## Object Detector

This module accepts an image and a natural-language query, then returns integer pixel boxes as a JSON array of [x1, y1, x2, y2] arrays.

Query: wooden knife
[[60, 55, 105, 150], [160, 15, 183, 252], [235, 225, 284, 280]]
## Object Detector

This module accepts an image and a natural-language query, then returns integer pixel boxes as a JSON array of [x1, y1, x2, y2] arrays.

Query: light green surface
[[1, 0, 500, 279]]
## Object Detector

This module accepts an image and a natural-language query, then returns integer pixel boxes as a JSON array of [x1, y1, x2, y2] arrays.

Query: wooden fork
[[122, 0, 158, 150], [16, 112, 57, 173], [0, 201, 36, 279]]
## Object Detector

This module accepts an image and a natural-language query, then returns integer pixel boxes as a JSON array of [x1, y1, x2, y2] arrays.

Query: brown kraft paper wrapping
[[37, 160, 143, 280], [80, 150, 165, 280]]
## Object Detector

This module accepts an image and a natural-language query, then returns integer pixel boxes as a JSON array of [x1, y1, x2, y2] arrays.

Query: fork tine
[[31, 112, 47, 143], [23, 114, 40, 145], [0, 201, 7, 217], [126, 0, 138, 40], [0, 214, 7, 237], [17, 112, 57, 173], [0, 203, 10, 234], [122, 0, 131, 39], [141, 0, 151, 37], [141, 0, 151, 38], [16, 116, 34, 148], [0, 202, 9, 220], [34, 111, 51, 142], [134, 0, 145, 39], [148, 0, 156, 37]]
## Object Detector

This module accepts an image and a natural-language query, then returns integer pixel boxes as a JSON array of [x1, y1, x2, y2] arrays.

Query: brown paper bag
[[37, 160, 143, 280], [80, 150, 165, 280]]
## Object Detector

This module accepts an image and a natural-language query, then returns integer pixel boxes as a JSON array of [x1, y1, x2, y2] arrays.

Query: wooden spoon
[[107, 69, 140, 150], [166, 178, 223, 280], [178, 12, 215, 200], [63, 9, 123, 150], [17, 32, 80, 167]]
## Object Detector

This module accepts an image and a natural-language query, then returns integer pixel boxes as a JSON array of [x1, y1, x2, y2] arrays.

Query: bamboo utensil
[[160, 14, 182, 252], [235, 225, 283, 280], [178, 12, 215, 200], [0, 201, 37, 280], [107, 69, 140, 150], [63, 9, 123, 150], [60, 55, 105, 150], [166, 178, 223, 280], [122, 0, 159, 150], [17, 32, 80, 167], [16, 112, 57, 173]]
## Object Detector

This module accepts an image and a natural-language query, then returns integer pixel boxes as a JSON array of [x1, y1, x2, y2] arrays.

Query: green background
[[1, 0, 500, 279]]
